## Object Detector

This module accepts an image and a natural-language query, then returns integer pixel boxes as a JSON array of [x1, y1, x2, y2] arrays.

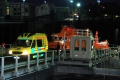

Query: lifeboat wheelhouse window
[[74, 39, 79, 50], [81, 40, 86, 51], [54, 36, 58, 40], [59, 37, 63, 40]]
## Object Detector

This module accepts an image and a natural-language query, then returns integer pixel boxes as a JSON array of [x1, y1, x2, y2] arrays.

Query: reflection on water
[[114, 28, 119, 44]]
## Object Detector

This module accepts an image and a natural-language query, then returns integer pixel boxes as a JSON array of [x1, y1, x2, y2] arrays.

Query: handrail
[[74, 29, 93, 36], [0, 50, 57, 80]]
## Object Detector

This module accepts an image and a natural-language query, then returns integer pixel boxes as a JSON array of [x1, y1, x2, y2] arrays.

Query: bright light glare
[[92, 46, 93, 49], [70, 0, 73, 3], [9, 50, 12, 54], [97, 0, 100, 3], [77, 3, 81, 7], [74, 13, 77, 15], [86, 29, 89, 31], [22, 51, 28, 55], [44, 1, 46, 3], [14, 57, 20, 59], [61, 41, 64, 44]]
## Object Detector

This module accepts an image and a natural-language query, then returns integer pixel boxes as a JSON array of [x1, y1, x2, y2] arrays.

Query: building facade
[[0, 1, 35, 21], [35, 2, 56, 17], [55, 7, 70, 20]]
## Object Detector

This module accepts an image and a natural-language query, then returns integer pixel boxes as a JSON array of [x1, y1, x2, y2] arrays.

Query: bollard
[[63, 49, 66, 61], [58, 50, 60, 62]]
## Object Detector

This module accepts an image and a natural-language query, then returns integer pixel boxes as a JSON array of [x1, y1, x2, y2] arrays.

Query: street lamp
[[76, 3, 81, 20], [70, 0, 73, 23], [23, 0, 25, 3], [70, 0, 73, 3], [97, 0, 100, 18], [77, 3, 81, 7]]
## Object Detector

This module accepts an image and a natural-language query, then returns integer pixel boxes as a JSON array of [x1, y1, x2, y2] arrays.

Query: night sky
[[7, 0, 120, 6]]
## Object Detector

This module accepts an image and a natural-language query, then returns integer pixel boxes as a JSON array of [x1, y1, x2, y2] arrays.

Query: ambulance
[[9, 33, 48, 58]]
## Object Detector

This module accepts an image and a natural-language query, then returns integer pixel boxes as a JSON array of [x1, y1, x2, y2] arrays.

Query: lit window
[[6, 7, 9, 15], [115, 15, 119, 18], [104, 14, 107, 17], [59, 37, 62, 40]]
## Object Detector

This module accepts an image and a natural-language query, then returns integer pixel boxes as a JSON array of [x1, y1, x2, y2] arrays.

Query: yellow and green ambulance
[[9, 33, 48, 58]]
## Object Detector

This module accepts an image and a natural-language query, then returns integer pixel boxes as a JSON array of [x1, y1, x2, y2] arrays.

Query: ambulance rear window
[[37, 40, 42, 47]]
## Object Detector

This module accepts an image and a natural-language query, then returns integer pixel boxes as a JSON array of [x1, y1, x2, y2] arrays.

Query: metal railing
[[0, 44, 119, 80], [74, 29, 93, 36], [0, 50, 59, 80]]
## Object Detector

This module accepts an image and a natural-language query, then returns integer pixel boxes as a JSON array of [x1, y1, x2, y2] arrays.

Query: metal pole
[[1, 48, 3, 56], [45, 52, 48, 68], [14, 56, 19, 77], [58, 51, 60, 62], [51, 51, 55, 65], [118, 51, 119, 60], [27, 54, 30, 72], [36, 53, 39, 71], [95, 50, 96, 65], [0, 57, 5, 80], [64, 32, 66, 59], [70, 0, 73, 24], [100, 50, 102, 68], [98, 2, 100, 18]]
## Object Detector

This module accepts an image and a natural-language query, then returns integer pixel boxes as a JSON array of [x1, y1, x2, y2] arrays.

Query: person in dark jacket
[[56, 42, 60, 55]]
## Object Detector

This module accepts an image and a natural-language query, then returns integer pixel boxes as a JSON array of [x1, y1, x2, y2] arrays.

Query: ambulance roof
[[18, 33, 47, 40]]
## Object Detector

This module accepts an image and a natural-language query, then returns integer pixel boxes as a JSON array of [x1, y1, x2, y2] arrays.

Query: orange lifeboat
[[93, 31, 109, 50], [48, 25, 77, 50]]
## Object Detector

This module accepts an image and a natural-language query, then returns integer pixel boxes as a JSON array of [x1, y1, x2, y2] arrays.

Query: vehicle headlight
[[9, 50, 12, 54], [22, 51, 28, 55]]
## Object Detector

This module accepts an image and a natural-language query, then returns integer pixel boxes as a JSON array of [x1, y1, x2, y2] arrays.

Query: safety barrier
[[0, 44, 120, 80], [0, 50, 58, 80]]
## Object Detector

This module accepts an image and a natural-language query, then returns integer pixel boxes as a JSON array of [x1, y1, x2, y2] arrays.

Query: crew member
[[56, 42, 60, 55]]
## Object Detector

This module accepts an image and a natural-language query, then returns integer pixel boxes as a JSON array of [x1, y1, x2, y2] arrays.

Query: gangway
[[55, 29, 120, 79]]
